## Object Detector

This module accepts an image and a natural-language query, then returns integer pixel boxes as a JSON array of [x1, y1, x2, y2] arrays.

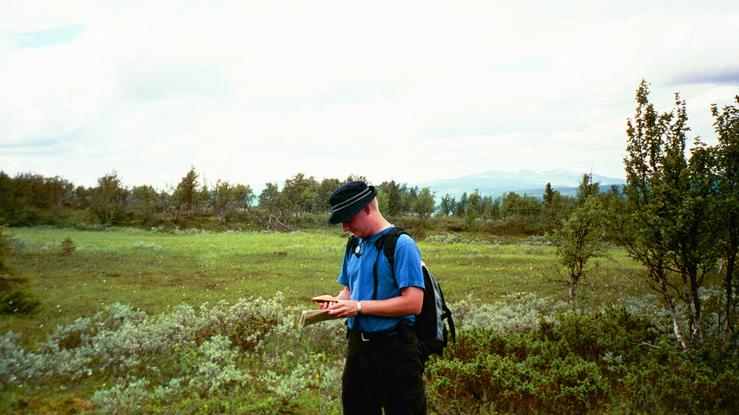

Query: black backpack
[[346, 228, 456, 361]]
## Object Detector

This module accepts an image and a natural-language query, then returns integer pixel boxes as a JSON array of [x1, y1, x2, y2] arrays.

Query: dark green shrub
[[427, 306, 739, 414], [427, 331, 609, 414], [0, 225, 8, 271], [0, 288, 40, 314], [59, 237, 76, 256]]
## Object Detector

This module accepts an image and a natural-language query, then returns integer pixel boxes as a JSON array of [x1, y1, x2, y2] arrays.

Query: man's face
[[342, 206, 369, 237]]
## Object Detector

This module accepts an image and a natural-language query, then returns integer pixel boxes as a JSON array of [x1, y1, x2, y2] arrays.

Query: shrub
[[0, 295, 346, 413], [2, 294, 736, 414], [451, 292, 564, 334], [0, 289, 39, 315], [427, 303, 739, 414], [0, 226, 8, 271], [59, 237, 76, 256]]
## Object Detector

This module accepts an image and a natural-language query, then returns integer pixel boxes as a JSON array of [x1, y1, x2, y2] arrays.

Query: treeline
[[0, 167, 624, 235]]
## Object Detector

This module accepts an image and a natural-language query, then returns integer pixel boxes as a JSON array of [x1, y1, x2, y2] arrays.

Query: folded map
[[300, 309, 341, 327]]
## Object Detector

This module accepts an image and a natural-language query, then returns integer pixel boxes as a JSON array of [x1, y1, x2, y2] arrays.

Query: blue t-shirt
[[338, 226, 425, 333]]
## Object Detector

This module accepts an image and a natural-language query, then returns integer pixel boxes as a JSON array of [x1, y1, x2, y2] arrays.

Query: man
[[320, 180, 427, 414]]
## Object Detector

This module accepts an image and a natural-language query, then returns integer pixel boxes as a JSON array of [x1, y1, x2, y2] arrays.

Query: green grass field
[[3, 227, 736, 414], [2, 227, 648, 343]]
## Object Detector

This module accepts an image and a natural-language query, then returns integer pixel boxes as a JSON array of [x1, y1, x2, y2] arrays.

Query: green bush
[[59, 237, 76, 256], [1, 295, 345, 413], [2, 294, 736, 414], [426, 305, 738, 414], [0, 289, 39, 315], [0, 224, 9, 271]]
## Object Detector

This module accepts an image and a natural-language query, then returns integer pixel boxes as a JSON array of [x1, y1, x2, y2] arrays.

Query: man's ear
[[363, 205, 372, 215]]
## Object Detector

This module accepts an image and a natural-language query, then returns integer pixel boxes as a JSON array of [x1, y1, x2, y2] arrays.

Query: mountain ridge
[[414, 169, 626, 199]]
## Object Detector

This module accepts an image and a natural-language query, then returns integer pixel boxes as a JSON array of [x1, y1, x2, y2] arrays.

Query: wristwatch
[[356, 301, 363, 315]]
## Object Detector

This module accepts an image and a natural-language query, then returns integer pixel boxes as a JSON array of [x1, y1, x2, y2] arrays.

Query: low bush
[[1, 293, 736, 414], [0, 289, 40, 315], [59, 237, 76, 256], [426, 304, 738, 414], [0, 294, 345, 414]]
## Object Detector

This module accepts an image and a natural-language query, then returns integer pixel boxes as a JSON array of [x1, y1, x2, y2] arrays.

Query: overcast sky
[[1, 0, 738, 190]]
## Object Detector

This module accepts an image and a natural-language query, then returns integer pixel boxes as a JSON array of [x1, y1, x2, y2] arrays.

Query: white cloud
[[1, 1, 738, 189]]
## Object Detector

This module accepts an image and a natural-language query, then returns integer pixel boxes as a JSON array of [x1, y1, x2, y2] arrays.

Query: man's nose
[[342, 222, 350, 232]]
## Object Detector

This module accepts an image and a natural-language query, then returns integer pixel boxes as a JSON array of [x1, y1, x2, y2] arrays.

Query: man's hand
[[316, 288, 350, 310], [327, 300, 359, 318]]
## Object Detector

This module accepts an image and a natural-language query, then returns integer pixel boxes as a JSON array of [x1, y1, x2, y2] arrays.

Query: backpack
[[346, 227, 456, 361]]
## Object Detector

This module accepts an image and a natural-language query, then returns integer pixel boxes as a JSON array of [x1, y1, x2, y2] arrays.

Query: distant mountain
[[416, 169, 626, 199]]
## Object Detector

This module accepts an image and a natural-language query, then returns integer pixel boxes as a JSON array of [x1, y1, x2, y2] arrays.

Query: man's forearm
[[337, 287, 350, 300], [328, 286, 423, 318], [359, 287, 423, 317]]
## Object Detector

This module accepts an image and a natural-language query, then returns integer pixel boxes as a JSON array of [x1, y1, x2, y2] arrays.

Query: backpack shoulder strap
[[375, 227, 409, 269], [370, 227, 410, 300], [439, 291, 456, 342], [345, 235, 358, 258]]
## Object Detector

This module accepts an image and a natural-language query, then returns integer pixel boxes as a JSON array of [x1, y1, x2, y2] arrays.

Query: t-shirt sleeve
[[393, 234, 424, 289], [338, 254, 348, 286]]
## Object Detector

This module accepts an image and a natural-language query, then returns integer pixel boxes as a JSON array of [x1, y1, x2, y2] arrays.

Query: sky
[[1, 0, 738, 190]]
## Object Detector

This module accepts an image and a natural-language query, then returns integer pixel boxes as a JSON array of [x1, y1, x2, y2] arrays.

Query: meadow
[[1, 227, 735, 414], [1, 227, 646, 341]]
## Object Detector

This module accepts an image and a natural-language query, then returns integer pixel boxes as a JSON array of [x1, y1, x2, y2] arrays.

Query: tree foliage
[[279, 173, 318, 218], [129, 185, 160, 225], [551, 196, 607, 303], [232, 184, 255, 213], [438, 194, 455, 216], [576, 173, 599, 204], [174, 167, 200, 217], [622, 80, 734, 349], [711, 95, 739, 342], [91, 172, 127, 225]]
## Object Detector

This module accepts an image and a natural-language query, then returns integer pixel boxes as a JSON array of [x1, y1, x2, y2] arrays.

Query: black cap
[[327, 181, 377, 224]]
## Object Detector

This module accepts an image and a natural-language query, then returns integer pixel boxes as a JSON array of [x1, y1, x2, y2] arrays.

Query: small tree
[[543, 182, 556, 207], [542, 182, 564, 230], [210, 180, 235, 226], [174, 166, 200, 217], [576, 173, 599, 204], [712, 96, 739, 344], [439, 194, 456, 216], [465, 190, 483, 226], [414, 187, 435, 237], [384, 181, 403, 217], [129, 185, 160, 225], [258, 182, 293, 230], [454, 192, 468, 217], [623, 81, 687, 349], [90, 172, 127, 225], [621, 80, 720, 349], [316, 178, 341, 213], [279, 173, 319, 218], [232, 184, 255, 214], [258, 183, 281, 215], [551, 196, 607, 304], [59, 237, 76, 256], [481, 195, 496, 219]]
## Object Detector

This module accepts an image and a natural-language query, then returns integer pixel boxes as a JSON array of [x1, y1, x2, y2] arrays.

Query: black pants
[[342, 323, 427, 415]]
